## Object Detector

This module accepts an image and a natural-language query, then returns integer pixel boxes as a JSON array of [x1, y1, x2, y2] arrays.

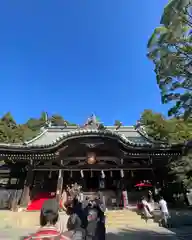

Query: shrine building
[[0, 116, 188, 210]]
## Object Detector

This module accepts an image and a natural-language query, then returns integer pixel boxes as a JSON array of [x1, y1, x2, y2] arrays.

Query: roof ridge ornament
[[83, 114, 106, 130], [44, 112, 52, 127]]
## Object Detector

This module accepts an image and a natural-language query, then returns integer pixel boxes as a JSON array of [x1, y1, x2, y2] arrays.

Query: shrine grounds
[[0, 209, 192, 239]]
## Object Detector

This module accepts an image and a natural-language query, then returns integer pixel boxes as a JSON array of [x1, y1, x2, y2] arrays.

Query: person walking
[[141, 196, 153, 221], [159, 196, 170, 227]]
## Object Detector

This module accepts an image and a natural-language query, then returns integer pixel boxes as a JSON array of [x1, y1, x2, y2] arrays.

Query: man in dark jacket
[[72, 197, 87, 229], [94, 198, 106, 240], [85, 199, 106, 240], [67, 208, 86, 240]]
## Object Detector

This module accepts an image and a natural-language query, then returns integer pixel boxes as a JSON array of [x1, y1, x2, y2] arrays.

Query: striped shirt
[[23, 226, 71, 240]]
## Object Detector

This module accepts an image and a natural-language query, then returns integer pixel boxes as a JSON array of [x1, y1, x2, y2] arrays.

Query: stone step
[[105, 210, 159, 228]]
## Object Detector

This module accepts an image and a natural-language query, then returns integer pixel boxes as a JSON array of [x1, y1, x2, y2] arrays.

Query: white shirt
[[159, 199, 168, 213]]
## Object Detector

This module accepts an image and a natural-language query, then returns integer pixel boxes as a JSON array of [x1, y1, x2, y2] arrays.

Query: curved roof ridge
[[44, 125, 135, 130], [135, 124, 168, 145], [0, 127, 182, 150], [24, 128, 48, 145], [49, 128, 152, 148]]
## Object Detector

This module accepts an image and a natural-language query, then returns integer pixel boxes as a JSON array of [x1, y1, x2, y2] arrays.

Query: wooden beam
[[64, 156, 120, 161], [34, 166, 152, 171], [56, 169, 63, 202], [20, 160, 34, 207]]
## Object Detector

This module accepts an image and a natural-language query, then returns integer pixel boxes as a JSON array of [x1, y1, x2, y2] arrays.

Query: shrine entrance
[[26, 134, 157, 210], [83, 171, 99, 191]]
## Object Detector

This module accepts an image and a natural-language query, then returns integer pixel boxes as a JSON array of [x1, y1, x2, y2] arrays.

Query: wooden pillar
[[20, 160, 34, 207], [56, 169, 63, 202]]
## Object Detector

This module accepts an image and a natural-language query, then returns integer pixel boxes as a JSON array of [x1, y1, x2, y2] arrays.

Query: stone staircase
[[105, 209, 159, 229], [0, 209, 160, 231]]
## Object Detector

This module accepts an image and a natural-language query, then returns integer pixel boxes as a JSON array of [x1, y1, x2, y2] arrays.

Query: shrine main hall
[[0, 118, 189, 209]]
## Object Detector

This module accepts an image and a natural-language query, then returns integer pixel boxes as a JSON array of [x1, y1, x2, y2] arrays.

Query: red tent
[[135, 183, 152, 187]]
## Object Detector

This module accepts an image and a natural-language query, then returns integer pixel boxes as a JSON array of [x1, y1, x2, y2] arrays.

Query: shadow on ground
[[106, 228, 177, 239], [19, 228, 176, 240]]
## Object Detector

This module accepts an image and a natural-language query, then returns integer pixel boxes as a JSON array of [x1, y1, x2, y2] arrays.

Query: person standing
[[95, 197, 106, 240], [84, 198, 106, 240], [24, 199, 71, 240], [159, 196, 170, 227], [66, 205, 86, 240], [141, 196, 153, 221]]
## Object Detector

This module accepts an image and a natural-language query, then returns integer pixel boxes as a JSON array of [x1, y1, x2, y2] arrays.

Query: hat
[[41, 199, 59, 217]]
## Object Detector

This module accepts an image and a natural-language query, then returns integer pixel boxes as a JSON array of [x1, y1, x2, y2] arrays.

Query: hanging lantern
[[80, 170, 84, 178], [101, 170, 105, 179], [91, 170, 93, 178], [120, 169, 124, 178], [87, 152, 96, 165], [70, 171, 73, 178], [49, 171, 52, 179], [110, 171, 113, 177]]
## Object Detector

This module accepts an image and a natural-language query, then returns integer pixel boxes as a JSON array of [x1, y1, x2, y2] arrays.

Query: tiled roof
[[0, 125, 175, 150], [26, 125, 171, 148]]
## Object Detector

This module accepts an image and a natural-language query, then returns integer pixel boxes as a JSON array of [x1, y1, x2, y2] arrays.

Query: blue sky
[[0, 0, 169, 125]]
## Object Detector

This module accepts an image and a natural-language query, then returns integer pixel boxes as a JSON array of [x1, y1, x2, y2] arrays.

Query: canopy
[[135, 183, 152, 187]]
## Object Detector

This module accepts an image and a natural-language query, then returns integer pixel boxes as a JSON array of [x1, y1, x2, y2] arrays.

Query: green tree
[[0, 112, 79, 143], [1, 112, 17, 129], [140, 109, 192, 143], [114, 120, 122, 130], [51, 114, 67, 126], [147, 0, 192, 119], [170, 154, 192, 188], [0, 120, 9, 142]]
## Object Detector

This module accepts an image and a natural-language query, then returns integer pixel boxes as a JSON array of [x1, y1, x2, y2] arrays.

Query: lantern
[[87, 152, 96, 165]]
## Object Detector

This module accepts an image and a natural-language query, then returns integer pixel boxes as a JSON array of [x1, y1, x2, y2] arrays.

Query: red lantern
[[87, 152, 96, 164]]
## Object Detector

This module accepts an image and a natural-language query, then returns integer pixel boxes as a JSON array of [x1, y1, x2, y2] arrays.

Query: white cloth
[[143, 206, 152, 218], [159, 199, 168, 213], [142, 199, 153, 212], [57, 212, 68, 232]]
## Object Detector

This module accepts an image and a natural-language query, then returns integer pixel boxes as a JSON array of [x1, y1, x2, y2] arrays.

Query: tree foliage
[[0, 112, 77, 143], [140, 109, 192, 143], [170, 154, 192, 188], [140, 109, 192, 187], [147, 0, 192, 119]]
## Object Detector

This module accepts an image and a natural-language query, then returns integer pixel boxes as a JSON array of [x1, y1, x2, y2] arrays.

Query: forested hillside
[[0, 112, 77, 143]]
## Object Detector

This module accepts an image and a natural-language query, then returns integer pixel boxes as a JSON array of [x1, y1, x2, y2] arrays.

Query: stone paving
[[1, 225, 192, 239], [107, 226, 192, 240], [0, 210, 192, 239]]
